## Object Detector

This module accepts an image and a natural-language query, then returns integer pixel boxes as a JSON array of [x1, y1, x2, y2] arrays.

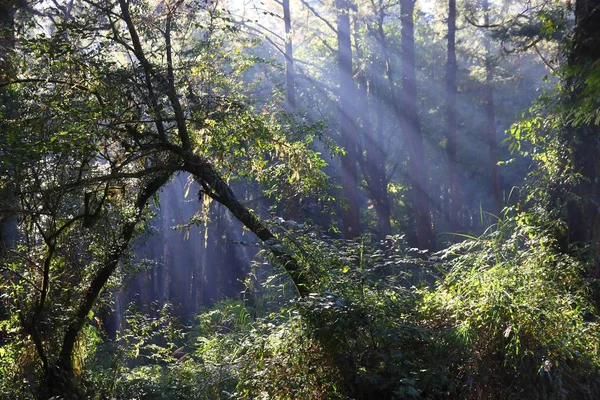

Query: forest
[[1, 0, 600, 398]]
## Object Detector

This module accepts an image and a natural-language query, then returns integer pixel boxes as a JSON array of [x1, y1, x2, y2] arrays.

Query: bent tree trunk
[[46, 156, 312, 398], [184, 155, 311, 296], [43, 1, 314, 395], [47, 155, 313, 399], [117, 0, 312, 296], [45, 173, 173, 399]]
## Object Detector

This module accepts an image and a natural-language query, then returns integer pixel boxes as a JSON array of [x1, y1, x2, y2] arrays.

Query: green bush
[[32, 220, 600, 400], [421, 216, 600, 399]]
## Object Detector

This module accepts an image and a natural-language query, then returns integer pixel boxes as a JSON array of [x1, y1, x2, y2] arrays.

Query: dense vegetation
[[1, 0, 599, 398]]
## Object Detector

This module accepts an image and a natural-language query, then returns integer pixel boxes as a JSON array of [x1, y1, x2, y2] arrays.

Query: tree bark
[[354, 17, 391, 238], [283, 0, 296, 112], [483, 0, 500, 216], [565, 0, 600, 288], [446, 0, 460, 230], [0, 0, 18, 256], [281, 0, 304, 220], [337, 0, 360, 239], [183, 155, 311, 295], [0, 1, 16, 80], [401, 0, 435, 250], [22, 1, 319, 394]]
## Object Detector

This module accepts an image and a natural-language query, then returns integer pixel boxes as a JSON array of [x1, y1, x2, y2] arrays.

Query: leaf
[[290, 169, 300, 182]]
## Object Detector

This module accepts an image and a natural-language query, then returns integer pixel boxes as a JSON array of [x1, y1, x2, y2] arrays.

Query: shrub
[[421, 216, 600, 399]]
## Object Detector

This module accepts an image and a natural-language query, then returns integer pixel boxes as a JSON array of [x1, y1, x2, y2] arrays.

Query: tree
[[0, 0, 19, 255], [283, 0, 296, 112], [401, 0, 434, 250], [502, 0, 600, 300], [564, 0, 600, 279], [1, 0, 325, 396], [482, 0, 501, 216], [354, 14, 392, 238], [337, 0, 360, 238], [446, 0, 460, 229]]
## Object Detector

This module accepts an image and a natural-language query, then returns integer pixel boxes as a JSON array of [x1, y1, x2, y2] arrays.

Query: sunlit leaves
[[421, 218, 600, 395]]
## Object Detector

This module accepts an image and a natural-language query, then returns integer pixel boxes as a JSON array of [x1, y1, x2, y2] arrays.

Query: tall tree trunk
[[566, 0, 600, 288], [446, 0, 460, 230], [483, 0, 500, 216], [353, 17, 391, 238], [0, 0, 16, 93], [400, 0, 435, 250], [0, 1, 19, 347], [337, 0, 360, 239], [283, 0, 296, 112], [0, 0, 17, 256], [281, 0, 303, 220]]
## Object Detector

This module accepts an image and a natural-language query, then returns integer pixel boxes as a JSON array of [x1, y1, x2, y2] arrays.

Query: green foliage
[[87, 303, 210, 400], [200, 234, 451, 399], [3, 1, 600, 399], [421, 216, 600, 399], [228, 310, 347, 399], [0, 0, 333, 396], [3, 218, 596, 399], [73, 233, 451, 399], [0, 318, 39, 398]]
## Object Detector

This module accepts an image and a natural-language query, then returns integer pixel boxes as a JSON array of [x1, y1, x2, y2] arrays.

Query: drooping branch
[[300, 0, 338, 34]]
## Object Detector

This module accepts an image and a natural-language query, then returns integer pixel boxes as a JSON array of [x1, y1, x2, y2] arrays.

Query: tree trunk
[[0, 0, 18, 256], [26, 0, 319, 396], [281, 0, 304, 220], [483, 0, 501, 216], [183, 155, 311, 295], [283, 0, 296, 112], [46, 173, 172, 399], [0, 0, 19, 350], [400, 0, 435, 250], [446, 0, 460, 230], [354, 17, 391, 238], [337, 0, 360, 239], [0, 0, 16, 88], [566, 0, 600, 289]]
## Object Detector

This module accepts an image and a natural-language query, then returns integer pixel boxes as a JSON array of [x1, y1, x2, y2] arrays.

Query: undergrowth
[[2, 218, 599, 399]]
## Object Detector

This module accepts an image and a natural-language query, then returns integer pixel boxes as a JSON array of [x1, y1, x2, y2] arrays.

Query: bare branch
[[299, 0, 337, 34]]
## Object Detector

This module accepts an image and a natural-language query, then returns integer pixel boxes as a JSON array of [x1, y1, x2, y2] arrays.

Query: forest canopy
[[1, 0, 600, 399]]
